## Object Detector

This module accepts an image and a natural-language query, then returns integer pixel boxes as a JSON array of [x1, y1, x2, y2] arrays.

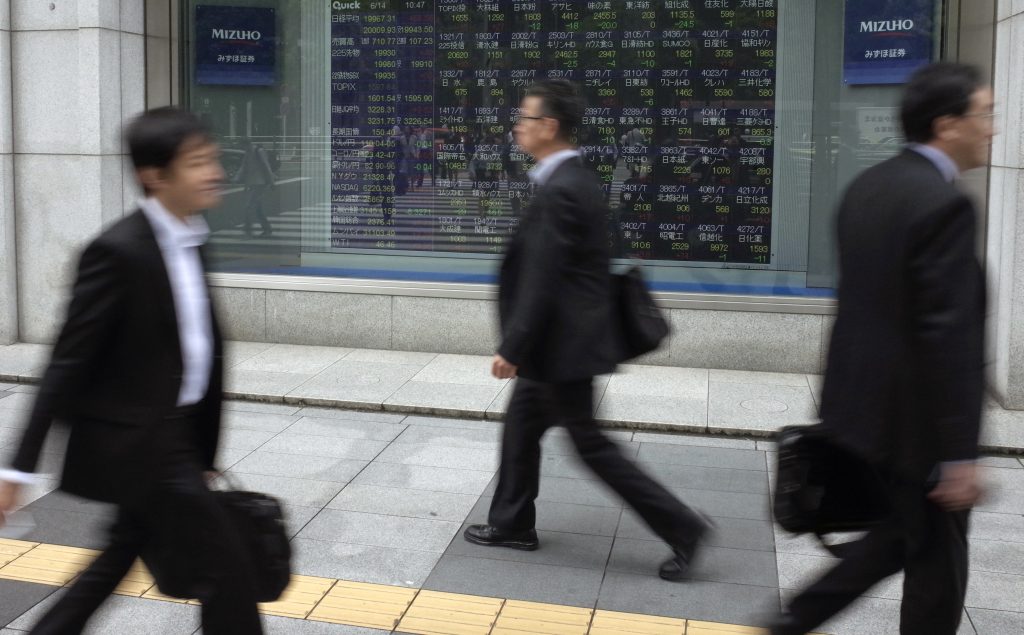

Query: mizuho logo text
[[860, 19, 915, 33], [212, 28, 262, 41]]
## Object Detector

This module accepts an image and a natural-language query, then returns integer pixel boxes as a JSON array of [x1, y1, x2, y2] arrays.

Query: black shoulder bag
[[608, 205, 670, 362], [773, 424, 891, 556]]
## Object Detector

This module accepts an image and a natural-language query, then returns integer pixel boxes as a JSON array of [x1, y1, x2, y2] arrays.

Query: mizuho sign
[[212, 29, 262, 41], [859, 20, 915, 33]]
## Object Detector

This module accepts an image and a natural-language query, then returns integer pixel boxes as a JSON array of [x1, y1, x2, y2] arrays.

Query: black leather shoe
[[659, 513, 714, 581], [464, 524, 539, 551]]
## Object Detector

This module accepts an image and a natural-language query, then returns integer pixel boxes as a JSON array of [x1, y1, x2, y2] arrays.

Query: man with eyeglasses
[[463, 80, 712, 581], [771, 62, 994, 635]]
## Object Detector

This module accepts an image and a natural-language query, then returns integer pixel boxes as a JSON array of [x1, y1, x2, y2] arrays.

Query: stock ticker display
[[330, 0, 777, 264]]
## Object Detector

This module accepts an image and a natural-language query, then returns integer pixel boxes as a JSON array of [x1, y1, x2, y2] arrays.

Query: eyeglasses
[[963, 111, 999, 123], [513, 115, 546, 124]]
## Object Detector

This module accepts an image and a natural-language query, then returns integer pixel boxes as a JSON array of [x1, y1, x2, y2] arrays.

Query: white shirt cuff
[[0, 469, 41, 485]]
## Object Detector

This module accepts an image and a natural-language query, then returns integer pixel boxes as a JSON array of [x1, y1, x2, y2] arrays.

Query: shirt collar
[[907, 143, 960, 183], [527, 148, 581, 186], [139, 197, 210, 250]]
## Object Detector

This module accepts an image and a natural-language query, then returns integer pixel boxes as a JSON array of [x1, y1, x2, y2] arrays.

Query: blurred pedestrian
[[770, 62, 993, 635], [464, 80, 712, 581], [0, 107, 262, 634]]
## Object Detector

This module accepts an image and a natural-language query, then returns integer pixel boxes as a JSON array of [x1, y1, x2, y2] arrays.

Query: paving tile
[[373, 442, 499, 472], [970, 539, 1024, 576], [0, 409, 26, 429], [708, 382, 818, 433], [964, 569, 1024, 612], [222, 341, 275, 367], [290, 407, 406, 424], [596, 393, 708, 431], [411, 354, 509, 386], [970, 511, 1024, 543], [967, 608, 1024, 635], [632, 431, 758, 450], [608, 538, 778, 587], [343, 349, 437, 365], [222, 400, 303, 416], [306, 579, 415, 631], [213, 446, 253, 470], [974, 487, 1024, 515], [0, 579, 58, 629], [6, 587, 65, 630], [660, 487, 771, 521], [775, 552, 901, 601], [597, 571, 779, 625], [224, 472, 346, 508], [279, 504, 322, 540], [326, 484, 478, 522], [466, 496, 623, 537], [291, 538, 440, 587], [9, 385, 38, 395], [802, 594, 976, 635], [72, 593, 200, 634], [0, 344, 50, 380], [424, 554, 605, 608], [976, 456, 1023, 469], [392, 424, 501, 449], [297, 509, 461, 553], [540, 432, 641, 459], [383, 381, 504, 418], [235, 344, 351, 375], [617, 510, 776, 552], [286, 417, 407, 442], [287, 361, 424, 405], [397, 589, 503, 635], [262, 614, 390, 634], [0, 394, 35, 411], [979, 465, 1024, 490], [20, 490, 112, 515], [0, 383, 15, 391], [710, 369, 812, 387], [589, 610, 686, 635], [224, 369, 316, 398], [14, 507, 111, 550], [807, 375, 824, 406], [228, 451, 367, 483], [218, 428, 278, 453], [605, 366, 709, 398], [636, 443, 767, 471], [221, 411, 300, 433], [491, 598, 592, 635], [352, 462, 494, 495], [13, 478, 61, 509], [632, 462, 769, 495], [259, 432, 388, 461], [483, 475, 622, 508], [447, 523, 614, 570], [486, 377, 611, 420], [396, 415, 498, 431]]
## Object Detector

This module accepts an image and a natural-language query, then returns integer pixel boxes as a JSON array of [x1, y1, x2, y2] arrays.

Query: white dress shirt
[[908, 143, 960, 183], [0, 200, 214, 485], [140, 197, 215, 407], [527, 149, 581, 186]]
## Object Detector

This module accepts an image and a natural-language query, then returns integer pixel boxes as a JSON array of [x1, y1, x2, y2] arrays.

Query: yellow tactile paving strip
[[0, 539, 824, 635]]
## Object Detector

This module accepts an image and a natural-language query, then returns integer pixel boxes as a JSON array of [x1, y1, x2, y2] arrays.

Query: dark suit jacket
[[10, 210, 224, 503], [497, 157, 617, 383], [820, 149, 985, 483]]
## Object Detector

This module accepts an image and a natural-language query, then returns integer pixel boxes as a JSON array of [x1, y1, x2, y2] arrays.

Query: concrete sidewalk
[[1, 398, 1022, 634], [1, 341, 1022, 454]]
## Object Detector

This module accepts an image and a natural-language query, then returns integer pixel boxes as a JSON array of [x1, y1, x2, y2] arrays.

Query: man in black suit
[[771, 63, 993, 635], [463, 80, 710, 580], [0, 108, 262, 634]]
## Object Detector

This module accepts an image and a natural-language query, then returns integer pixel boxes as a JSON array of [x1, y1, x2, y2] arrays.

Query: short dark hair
[[900, 63, 984, 143], [525, 79, 584, 141], [125, 107, 213, 171]]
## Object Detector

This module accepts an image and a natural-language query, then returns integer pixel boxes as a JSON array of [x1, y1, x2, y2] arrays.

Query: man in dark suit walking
[[771, 63, 993, 635], [463, 80, 710, 580], [0, 108, 262, 634]]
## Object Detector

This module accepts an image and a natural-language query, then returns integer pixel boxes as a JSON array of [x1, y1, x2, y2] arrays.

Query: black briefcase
[[611, 265, 670, 361], [774, 425, 890, 542], [143, 479, 291, 603]]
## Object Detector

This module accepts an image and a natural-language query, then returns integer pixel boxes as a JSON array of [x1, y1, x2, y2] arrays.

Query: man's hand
[[928, 462, 983, 511], [0, 481, 22, 524], [203, 471, 221, 484], [491, 354, 518, 379]]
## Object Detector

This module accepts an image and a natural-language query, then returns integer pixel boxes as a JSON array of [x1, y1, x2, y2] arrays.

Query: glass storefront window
[[183, 0, 946, 297]]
